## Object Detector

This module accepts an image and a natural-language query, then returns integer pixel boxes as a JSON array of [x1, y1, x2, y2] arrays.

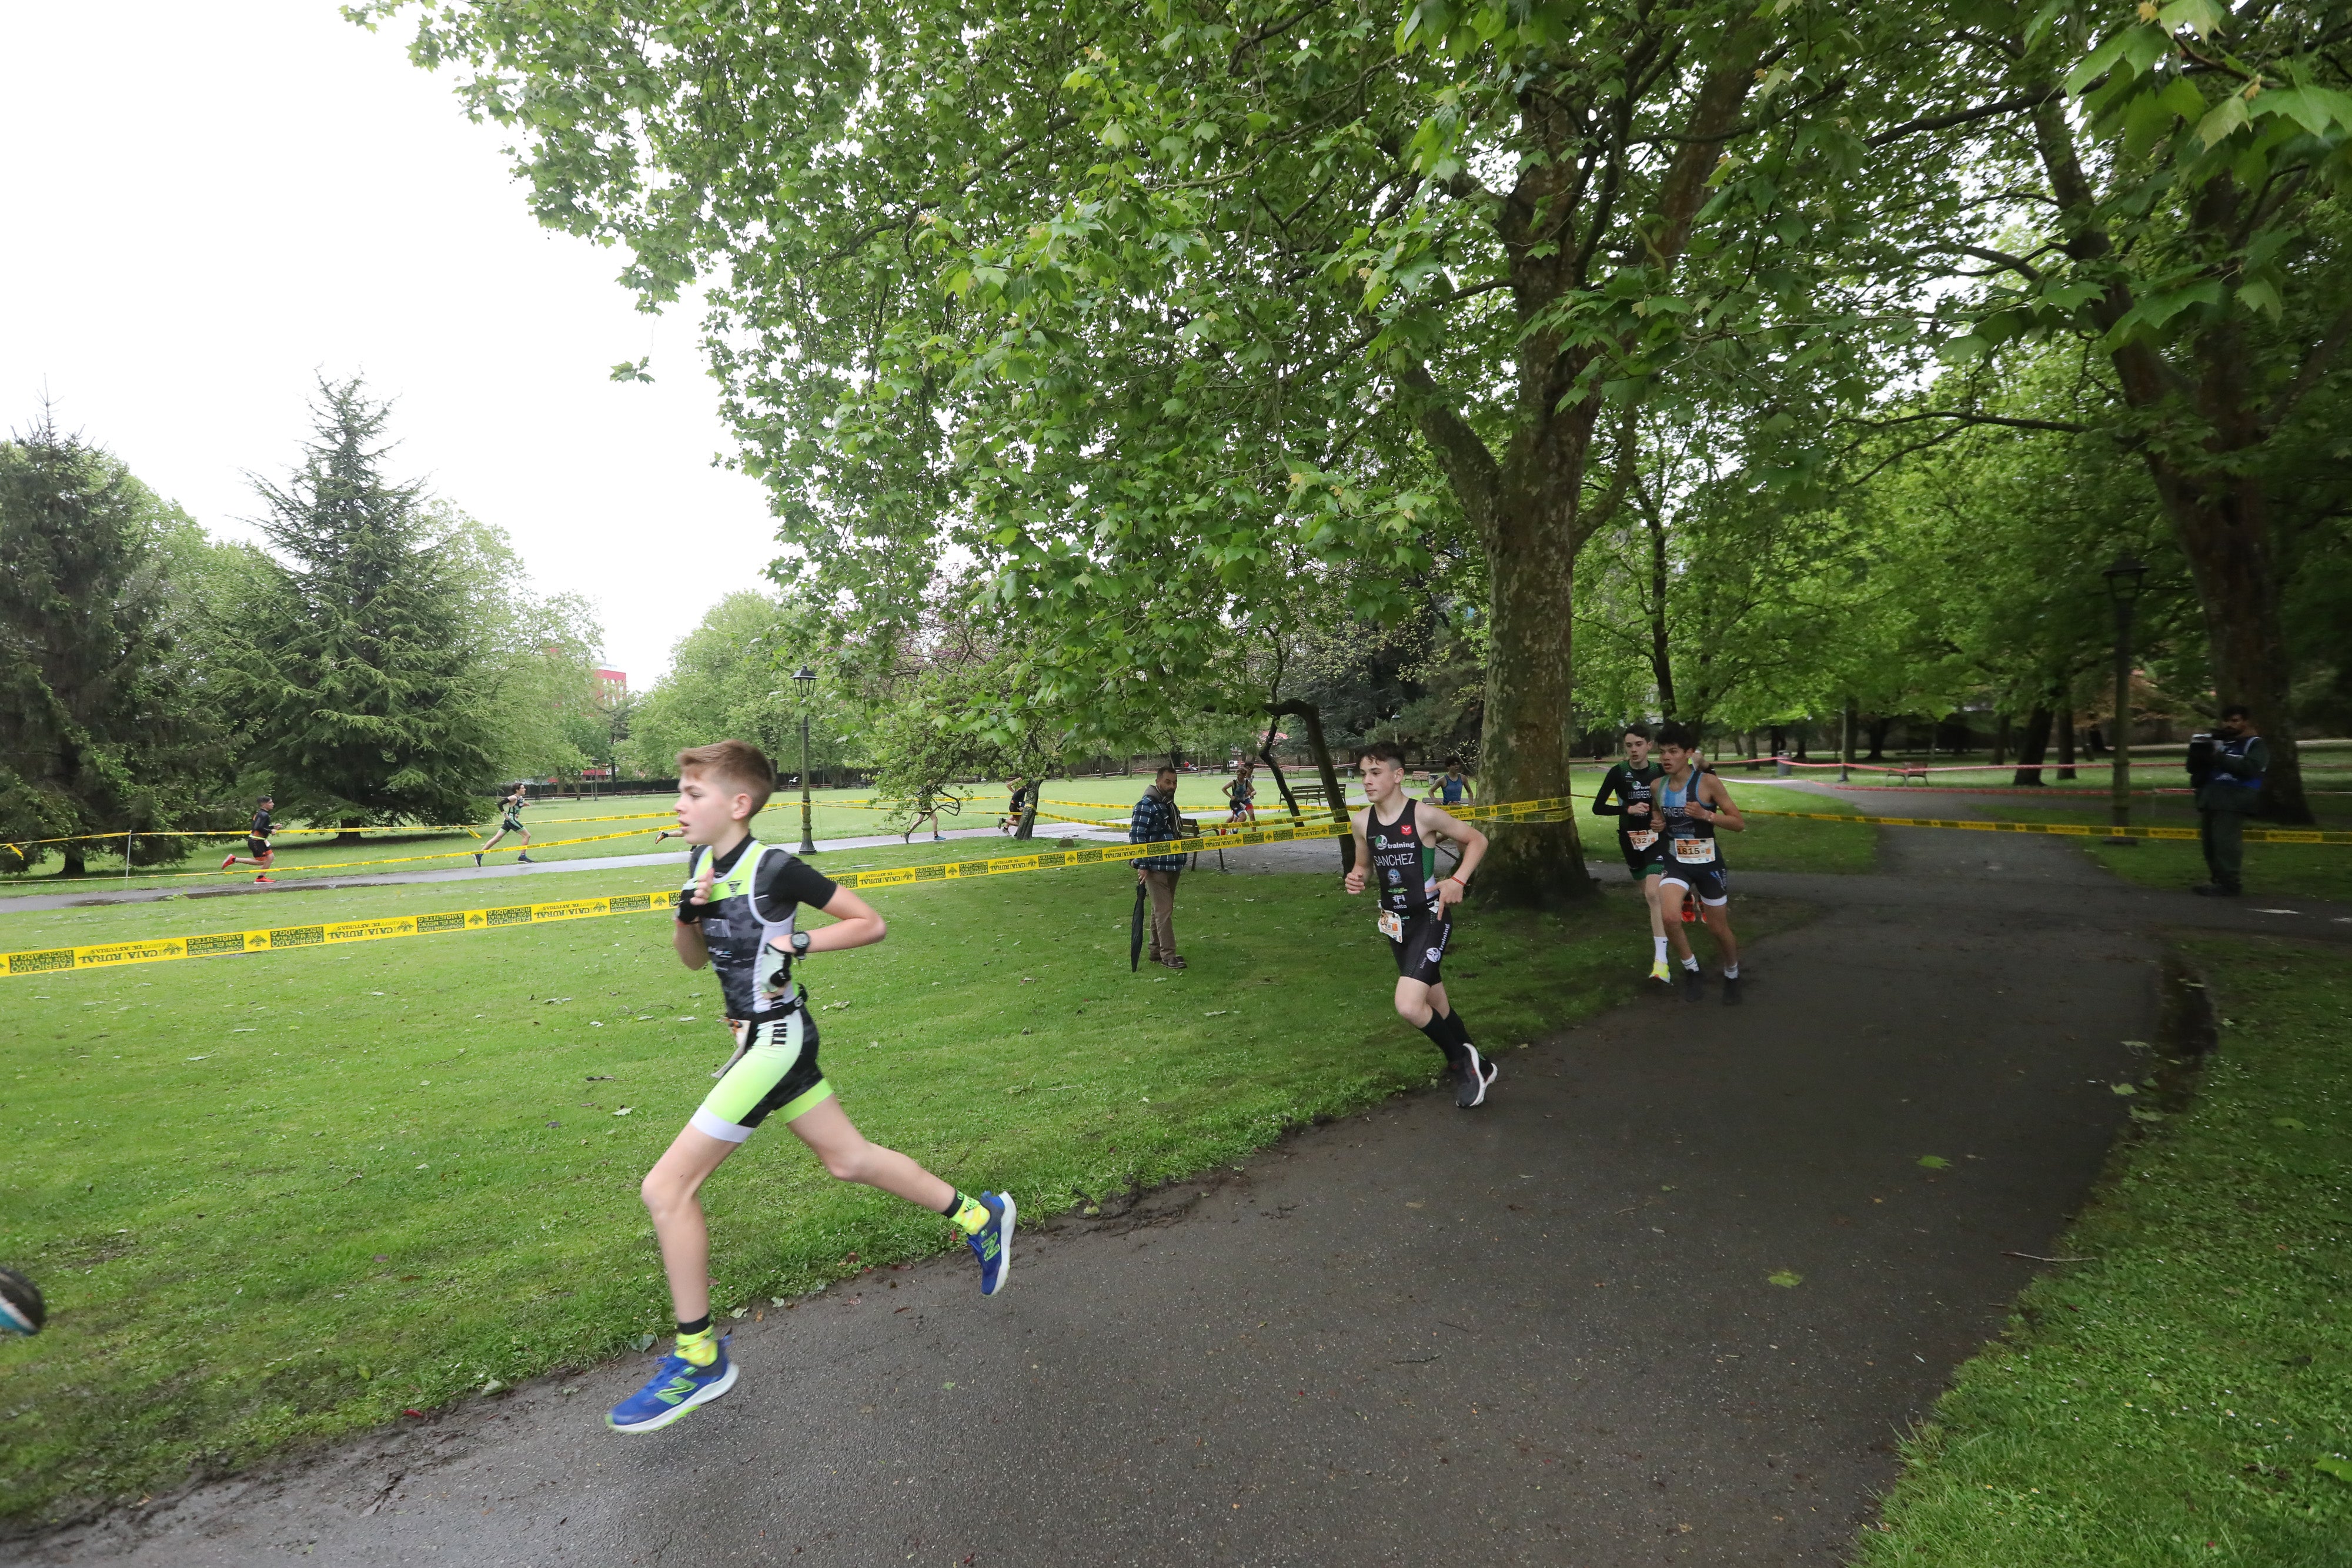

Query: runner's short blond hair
[[676, 741, 775, 815]]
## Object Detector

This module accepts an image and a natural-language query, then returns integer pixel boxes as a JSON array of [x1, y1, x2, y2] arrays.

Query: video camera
[[2186, 732, 2216, 790]]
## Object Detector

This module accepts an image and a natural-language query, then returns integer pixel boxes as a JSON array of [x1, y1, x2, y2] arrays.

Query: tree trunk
[[2026, 96, 2311, 822], [1271, 700, 1352, 872], [1257, 715, 1302, 819], [1865, 717, 1890, 761], [1992, 713, 2012, 767], [1794, 724, 1810, 763], [1014, 774, 1041, 840], [336, 816, 366, 846], [1644, 497, 1676, 722], [2012, 706, 2053, 786], [61, 842, 86, 878], [2057, 707, 2077, 782]]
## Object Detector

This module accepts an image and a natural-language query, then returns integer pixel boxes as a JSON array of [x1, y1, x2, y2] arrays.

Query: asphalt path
[[17, 797, 2352, 1566]]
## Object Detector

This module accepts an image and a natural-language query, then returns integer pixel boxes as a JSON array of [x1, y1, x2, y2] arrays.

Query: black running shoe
[[1455, 1044, 1498, 1109], [1720, 974, 1743, 1006], [1679, 967, 1705, 1003]]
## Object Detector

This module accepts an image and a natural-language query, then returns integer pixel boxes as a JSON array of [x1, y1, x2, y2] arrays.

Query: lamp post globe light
[[2101, 556, 2148, 844], [793, 665, 819, 855]]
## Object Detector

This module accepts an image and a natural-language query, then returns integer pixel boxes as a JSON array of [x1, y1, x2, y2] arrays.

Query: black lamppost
[[793, 665, 819, 855], [2102, 556, 2148, 844]]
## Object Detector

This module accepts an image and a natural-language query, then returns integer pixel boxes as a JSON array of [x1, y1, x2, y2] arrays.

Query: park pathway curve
[[16, 817, 2351, 1567]]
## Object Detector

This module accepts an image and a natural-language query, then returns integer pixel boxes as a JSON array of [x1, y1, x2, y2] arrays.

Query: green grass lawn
[[1856, 936, 2352, 1567], [0, 858, 1798, 1527]]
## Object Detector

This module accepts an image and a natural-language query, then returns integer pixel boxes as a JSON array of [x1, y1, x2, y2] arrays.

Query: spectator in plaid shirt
[[1130, 766, 1188, 969]]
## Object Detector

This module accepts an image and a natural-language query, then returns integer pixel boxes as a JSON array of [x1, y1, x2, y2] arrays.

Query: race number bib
[[1626, 829, 1658, 850], [1672, 837, 1713, 864], [1377, 909, 1404, 942]]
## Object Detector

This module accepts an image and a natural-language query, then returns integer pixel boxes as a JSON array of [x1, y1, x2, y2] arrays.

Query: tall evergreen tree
[[212, 378, 498, 828], [0, 410, 225, 875]]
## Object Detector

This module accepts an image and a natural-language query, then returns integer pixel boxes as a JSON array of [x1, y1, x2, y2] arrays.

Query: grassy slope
[[1856, 937, 2352, 1567], [0, 862, 1802, 1526]]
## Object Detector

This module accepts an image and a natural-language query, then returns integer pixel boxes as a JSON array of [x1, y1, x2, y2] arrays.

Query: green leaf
[[1917, 1155, 1950, 1169], [2111, 1082, 2139, 1095], [2239, 279, 2283, 319], [2195, 93, 2250, 148], [2065, 31, 2135, 95], [1768, 1269, 1802, 1288], [2251, 86, 2351, 137], [2315, 1456, 2352, 1484], [2272, 1116, 2308, 1131], [1935, 335, 1990, 366], [2155, 0, 2223, 40], [2157, 78, 2207, 121]]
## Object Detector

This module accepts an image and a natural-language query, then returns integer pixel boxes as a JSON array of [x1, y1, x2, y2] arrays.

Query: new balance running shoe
[[1679, 967, 1705, 1003], [1649, 958, 1674, 987], [253, 875, 274, 884], [1721, 974, 1744, 1007], [517, 853, 534, 864], [220, 854, 236, 871], [473, 852, 483, 867], [606, 1335, 736, 1433], [967, 1191, 1015, 1296], [1455, 1044, 1498, 1109]]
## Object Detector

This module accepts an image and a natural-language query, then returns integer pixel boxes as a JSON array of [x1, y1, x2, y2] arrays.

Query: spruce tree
[[213, 379, 497, 828], [0, 410, 225, 875]]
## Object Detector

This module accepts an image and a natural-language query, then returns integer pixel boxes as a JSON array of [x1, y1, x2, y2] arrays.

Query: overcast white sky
[[0, 1, 780, 684]]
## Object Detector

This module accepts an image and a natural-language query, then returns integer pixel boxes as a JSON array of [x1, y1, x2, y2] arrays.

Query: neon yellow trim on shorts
[[777, 1079, 834, 1124]]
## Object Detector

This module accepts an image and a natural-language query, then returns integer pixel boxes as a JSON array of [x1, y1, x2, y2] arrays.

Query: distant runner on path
[[476, 784, 535, 865], [1436, 759, 1475, 807], [1344, 741, 1496, 1108], [609, 740, 1014, 1435], [1591, 726, 1671, 987], [1654, 724, 1745, 1005], [219, 794, 278, 884]]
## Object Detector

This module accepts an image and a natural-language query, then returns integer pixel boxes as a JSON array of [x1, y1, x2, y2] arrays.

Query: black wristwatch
[[791, 930, 812, 957]]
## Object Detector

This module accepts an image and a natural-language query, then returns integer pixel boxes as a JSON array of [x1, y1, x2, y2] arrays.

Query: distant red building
[[593, 667, 628, 705]]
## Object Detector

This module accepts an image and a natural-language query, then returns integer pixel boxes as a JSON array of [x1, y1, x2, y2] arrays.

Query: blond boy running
[[606, 741, 1014, 1433]]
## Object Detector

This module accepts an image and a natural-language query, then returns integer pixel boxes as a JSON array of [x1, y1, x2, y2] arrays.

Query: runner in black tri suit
[[1344, 741, 1496, 1108], [219, 794, 278, 882], [1652, 723, 1745, 1004], [1590, 724, 1672, 987]]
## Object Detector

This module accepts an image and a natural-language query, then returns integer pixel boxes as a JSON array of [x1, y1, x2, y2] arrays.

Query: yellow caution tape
[[0, 802, 1591, 979], [1738, 808, 2352, 844]]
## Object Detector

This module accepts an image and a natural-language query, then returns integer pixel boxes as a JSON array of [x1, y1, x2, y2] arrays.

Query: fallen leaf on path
[[2111, 1083, 2138, 1096], [1917, 1155, 1950, 1169], [1768, 1270, 1802, 1288]]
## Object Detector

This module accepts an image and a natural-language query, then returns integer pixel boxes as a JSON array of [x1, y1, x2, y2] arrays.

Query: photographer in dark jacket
[[2189, 704, 2268, 897]]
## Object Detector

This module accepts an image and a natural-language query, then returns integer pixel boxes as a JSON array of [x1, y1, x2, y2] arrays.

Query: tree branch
[[1847, 409, 2091, 434], [1394, 359, 1501, 541], [1867, 87, 2061, 147], [2274, 300, 2352, 423]]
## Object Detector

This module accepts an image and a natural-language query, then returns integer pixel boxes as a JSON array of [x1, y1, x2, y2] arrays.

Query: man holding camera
[[2189, 704, 2267, 897]]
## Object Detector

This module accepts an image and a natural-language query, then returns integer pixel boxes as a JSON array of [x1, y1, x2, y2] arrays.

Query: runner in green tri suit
[[604, 740, 1014, 1435], [476, 784, 536, 865], [1589, 725, 1672, 986]]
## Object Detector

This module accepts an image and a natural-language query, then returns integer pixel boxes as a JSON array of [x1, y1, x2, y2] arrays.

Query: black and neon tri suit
[[677, 837, 841, 1142], [500, 794, 526, 832], [1367, 797, 1450, 985], [247, 808, 274, 860], [1656, 768, 1728, 904], [1591, 761, 1666, 877]]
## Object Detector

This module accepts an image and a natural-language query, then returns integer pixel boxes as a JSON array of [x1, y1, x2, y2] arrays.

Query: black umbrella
[[1130, 877, 1148, 972]]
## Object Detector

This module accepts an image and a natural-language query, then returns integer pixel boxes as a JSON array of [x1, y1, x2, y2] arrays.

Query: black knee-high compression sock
[[1418, 1012, 1469, 1068], [1435, 1008, 1476, 1057]]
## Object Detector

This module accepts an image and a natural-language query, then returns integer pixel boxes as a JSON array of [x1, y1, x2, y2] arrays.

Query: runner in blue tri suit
[[1344, 741, 1497, 1108], [1436, 760, 1474, 807], [1653, 723, 1746, 1005]]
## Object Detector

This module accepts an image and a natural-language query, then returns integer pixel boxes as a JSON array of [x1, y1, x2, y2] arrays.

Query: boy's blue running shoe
[[968, 1191, 1015, 1296], [606, 1335, 736, 1433]]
